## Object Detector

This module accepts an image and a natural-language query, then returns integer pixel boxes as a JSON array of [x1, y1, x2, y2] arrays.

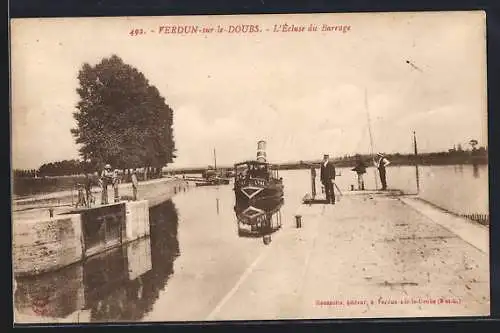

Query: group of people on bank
[[311, 153, 391, 204], [75, 163, 140, 208]]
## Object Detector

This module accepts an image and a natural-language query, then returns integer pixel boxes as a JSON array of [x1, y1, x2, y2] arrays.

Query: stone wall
[[13, 178, 188, 277], [124, 200, 150, 243], [143, 179, 189, 208], [13, 214, 83, 277]]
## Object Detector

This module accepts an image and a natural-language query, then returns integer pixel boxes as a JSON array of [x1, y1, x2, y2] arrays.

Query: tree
[[71, 55, 176, 172]]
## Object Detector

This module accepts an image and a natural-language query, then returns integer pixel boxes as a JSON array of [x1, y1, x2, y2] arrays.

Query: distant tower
[[257, 140, 267, 162]]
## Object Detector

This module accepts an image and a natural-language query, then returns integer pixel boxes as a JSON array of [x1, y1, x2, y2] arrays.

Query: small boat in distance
[[196, 148, 231, 187], [233, 140, 284, 203], [195, 177, 230, 187]]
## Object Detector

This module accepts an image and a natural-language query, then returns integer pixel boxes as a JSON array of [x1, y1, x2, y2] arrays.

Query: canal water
[[13, 164, 488, 323], [316, 164, 489, 217]]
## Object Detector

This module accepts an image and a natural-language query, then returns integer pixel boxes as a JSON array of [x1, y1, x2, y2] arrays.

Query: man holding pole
[[374, 153, 391, 190], [320, 154, 336, 204]]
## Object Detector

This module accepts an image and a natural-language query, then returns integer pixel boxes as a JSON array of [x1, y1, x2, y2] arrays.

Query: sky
[[11, 11, 487, 169]]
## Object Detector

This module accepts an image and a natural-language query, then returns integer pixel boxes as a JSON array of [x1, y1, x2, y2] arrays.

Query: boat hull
[[234, 182, 284, 204]]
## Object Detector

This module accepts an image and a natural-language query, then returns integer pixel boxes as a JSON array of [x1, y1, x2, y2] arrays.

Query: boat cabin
[[234, 161, 280, 181]]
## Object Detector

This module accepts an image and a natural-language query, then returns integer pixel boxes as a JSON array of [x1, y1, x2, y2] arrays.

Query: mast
[[413, 131, 418, 155], [213, 148, 217, 171], [413, 131, 420, 193], [365, 88, 379, 189]]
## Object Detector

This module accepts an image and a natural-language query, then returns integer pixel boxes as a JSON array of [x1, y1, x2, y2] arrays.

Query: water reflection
[[454, 164, 464, 174], [234, 198, 284, 242], [14, 200, 179, 323], [473, 163, 480, 179]]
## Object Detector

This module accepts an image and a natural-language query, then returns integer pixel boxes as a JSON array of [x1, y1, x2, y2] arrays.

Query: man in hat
[[374, 153, 391, 190], [320, 154, 336, 204], [100, 164, 114, 204]]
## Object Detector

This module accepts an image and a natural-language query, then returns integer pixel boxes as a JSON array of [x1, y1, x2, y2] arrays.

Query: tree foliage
[[36, 159, 93, 177], [71, 55, 176, 171]]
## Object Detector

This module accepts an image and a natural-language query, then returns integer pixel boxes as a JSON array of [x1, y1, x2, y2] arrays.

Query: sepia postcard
[[10, 11, 489, 324]]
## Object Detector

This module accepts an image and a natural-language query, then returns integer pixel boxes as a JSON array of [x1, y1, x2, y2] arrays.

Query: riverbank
[[199, 191, 489, 321], [12, 177, 189, 222], [12, 178, 190, 277], [13, 185, 489, 323]]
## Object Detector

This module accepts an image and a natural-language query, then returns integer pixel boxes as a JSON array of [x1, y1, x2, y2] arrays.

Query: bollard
[[295, 215, 302, 228], [49, 208, 54, 218], [263, 235, 272, 245]]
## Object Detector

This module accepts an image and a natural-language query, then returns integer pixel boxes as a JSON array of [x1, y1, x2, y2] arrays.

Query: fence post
[[295, 215, 302, 228]]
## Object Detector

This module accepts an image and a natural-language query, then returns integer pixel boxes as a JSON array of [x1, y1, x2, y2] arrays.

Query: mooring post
[[263, 235, 271, 245], [295, 215, 302, 228]]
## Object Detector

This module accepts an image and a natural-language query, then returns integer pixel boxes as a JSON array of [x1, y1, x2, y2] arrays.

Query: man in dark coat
[[351, 155, 366, 190], [320, 154, 336, 204]]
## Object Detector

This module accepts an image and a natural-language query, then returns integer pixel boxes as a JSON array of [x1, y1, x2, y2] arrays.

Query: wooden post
[[295, 215, 302, 228]]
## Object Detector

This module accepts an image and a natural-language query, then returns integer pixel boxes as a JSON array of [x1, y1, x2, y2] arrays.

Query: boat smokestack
[[257, 140, 267, 162]]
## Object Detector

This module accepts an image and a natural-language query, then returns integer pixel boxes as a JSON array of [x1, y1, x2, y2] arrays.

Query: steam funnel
[[257, 140, 267, 162]]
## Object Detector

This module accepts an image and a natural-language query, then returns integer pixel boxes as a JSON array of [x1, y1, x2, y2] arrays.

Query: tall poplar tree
[[71, 55, 176, 172]]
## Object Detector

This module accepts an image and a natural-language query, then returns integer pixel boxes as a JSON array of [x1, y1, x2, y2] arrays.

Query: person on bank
[[351, 155, 366, 190], [373, 153, 390, 190], [320, 154, 336, 204], [84, 173, 94, 207], [310, 165, 317, 199], [100, 164, 115, 205], [131, 169, 139, 201], [112, 168, 120, 203]]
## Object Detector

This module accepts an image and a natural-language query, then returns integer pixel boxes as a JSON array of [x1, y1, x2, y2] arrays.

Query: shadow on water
[[234, 197, 284, 245], [14, 200, 180, 323]]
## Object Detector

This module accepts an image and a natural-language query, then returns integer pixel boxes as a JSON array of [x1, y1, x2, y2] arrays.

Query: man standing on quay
[[131, 169, 139, 201], [100, 164, 114, 205], [320, 154, 336, 204], [374, 153, 391, 190]]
